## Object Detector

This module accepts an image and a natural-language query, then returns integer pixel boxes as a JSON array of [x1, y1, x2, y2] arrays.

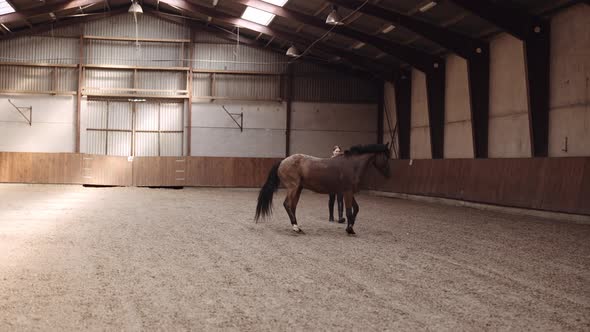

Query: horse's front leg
[[343, 192, 356, 235]]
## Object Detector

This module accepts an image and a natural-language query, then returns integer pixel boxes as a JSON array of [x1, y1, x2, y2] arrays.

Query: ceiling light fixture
[[352, 41, 365, 50], [326, 6, 343, 26], [286, 45, 300, 57], [418, 1, 437, 13], [381, 24, 395, 34], [128, 1, 143, 14], [128, 98, 146, 102]]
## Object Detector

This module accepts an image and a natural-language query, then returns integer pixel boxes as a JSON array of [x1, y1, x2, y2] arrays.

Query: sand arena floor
[[0, 184, 588, 330]]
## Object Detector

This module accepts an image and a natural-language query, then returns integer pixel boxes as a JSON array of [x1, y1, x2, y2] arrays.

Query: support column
[[394, 72, 411, 159], [525, 21, 550, 157], [425, 65, 446, 159], [467, 48, 490, 158], [285, 64, 293, 157], [76, 32, 84, 153], [377, 81, 384, 144], [187, 32, 194, 156]]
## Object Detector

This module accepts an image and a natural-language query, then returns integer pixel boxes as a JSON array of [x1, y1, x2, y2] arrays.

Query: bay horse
[[255, 143, 391, 235]]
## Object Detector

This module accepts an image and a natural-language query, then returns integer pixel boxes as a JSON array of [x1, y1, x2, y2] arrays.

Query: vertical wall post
[[447, 0, 551, 157], [394, 71, 411, 159], [285, 63, 293, 157], [425, 65, 446, 159], [377, 80, 384, 144], [187, 32, 194, 156], [525, 21, 550, 157], [76, 30, 84, 153], [467, 48, 490, 158]]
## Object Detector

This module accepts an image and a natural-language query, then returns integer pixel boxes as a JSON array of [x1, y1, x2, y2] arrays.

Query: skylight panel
[[261, 0, 288, 6], [241, 7, 275, 26], [0, 0, 16, 15]]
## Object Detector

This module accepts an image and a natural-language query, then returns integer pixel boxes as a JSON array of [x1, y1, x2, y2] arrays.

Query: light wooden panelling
[[31, 153, 82, 184], [186, 157, 281, 187], [0, 152, 33, 183], [81, 154, 133, 186], [133, 157, 187, 187], [0, 152, 81, 184]]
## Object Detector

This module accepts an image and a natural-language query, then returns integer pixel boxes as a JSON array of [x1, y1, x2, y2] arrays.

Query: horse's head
[[373, 142, 391, 178]]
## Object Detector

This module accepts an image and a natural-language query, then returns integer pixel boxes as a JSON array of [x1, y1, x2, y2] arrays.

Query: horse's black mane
[[344, 144, 389, 156]]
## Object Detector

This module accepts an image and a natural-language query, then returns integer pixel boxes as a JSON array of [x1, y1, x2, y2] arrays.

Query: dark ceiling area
[[0, 0, 584, 75]]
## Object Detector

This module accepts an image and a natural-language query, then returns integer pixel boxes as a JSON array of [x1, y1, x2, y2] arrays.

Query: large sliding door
[[86, 99, 184, 156]]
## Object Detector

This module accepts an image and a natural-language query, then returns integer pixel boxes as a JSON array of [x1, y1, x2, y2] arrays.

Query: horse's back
[[279, 154, 326, 183]]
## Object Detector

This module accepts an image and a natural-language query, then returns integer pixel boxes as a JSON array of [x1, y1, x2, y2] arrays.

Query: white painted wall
[[488, 33, 532, 158], [191, 101, 286, 158], [0, 95, 76, 152], [289, 102, 377, 158], [410, 69, 432, 159], [549, 4, 590, 157], [444, 54, 474, 158]]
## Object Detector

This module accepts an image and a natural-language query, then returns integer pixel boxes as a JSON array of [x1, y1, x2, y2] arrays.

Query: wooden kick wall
[[0, 152, 82, 184], [362, 158, 590, 216], [1, 152, 588, 216], [0, 152, 280, 188]]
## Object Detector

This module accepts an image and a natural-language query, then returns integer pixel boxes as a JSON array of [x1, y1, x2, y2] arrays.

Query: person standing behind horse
[[329, 145, 345, 223]]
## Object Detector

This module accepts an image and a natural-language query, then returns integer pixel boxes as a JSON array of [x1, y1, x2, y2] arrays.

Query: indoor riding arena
[[0, 0, 589, 330]]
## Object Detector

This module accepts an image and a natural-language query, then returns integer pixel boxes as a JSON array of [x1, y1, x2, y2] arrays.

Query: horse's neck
[[349, 153, 375, 174]]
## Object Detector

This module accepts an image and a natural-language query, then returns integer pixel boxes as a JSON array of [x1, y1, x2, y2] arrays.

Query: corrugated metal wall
[[0, 66, 52, 91], [0, 36, 78, 65], [214, 74, 282, 100], [86, 40, 184, 67], [0, 13, 377, 103], [193, 73, 212, 97], [85, 15, 190, 40], [84, 69, 133, 93], [291, 62, 378, 103], [136, 71, 187, 96], [192, 43, 287, 72], [0, 13, 378, 158]]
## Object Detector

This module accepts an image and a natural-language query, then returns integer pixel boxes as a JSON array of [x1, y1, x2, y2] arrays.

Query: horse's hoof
[[338, 218, 346, 224], [346, 227, 356, 235], [329, 218, 334, 222], [292, 225, 303, 233]]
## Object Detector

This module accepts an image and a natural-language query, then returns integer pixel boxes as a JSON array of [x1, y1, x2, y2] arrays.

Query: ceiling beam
[[0, 0, 107, 25], [331, 0, 490, 158], [158, 0, 394, 74], [329, 0, 486, 60], [235, 0, 442, 73], [448, 0, 538, 40], [0, 9, 124, 40], [146, 10, 377, 79], [237, 0, 446, 155], [449, 0, 550, 157]]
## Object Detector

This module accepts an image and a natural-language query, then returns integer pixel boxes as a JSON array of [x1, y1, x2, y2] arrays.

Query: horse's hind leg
[[343, 192, 356, 235], [283, 185, 303, 233], [352, 197, 359, 219]]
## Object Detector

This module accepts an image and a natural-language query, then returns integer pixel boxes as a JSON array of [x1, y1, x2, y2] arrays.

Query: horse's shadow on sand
[[249, 218, 361, 238]]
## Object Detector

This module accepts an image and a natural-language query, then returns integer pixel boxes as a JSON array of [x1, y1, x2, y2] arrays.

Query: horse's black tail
[[255, 161, 282, 222]]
